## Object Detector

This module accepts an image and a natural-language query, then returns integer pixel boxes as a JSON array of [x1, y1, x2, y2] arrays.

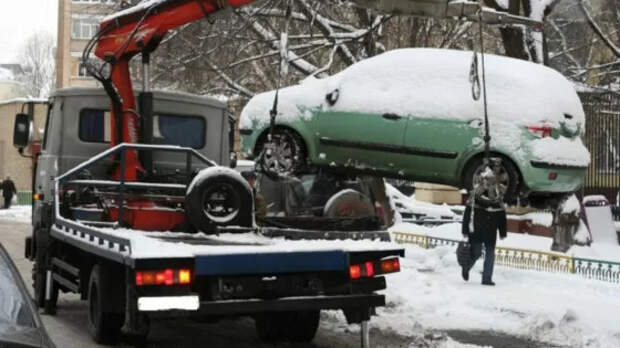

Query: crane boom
[[92, 0, 258, 181]]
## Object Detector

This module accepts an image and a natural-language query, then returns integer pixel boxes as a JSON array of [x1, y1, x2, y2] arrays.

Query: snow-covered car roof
[[240, 48, 585, 129]]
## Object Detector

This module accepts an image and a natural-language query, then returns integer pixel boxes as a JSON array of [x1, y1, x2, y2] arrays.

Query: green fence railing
[[16, 191, 32, 205], [393, 231, 620, 284]]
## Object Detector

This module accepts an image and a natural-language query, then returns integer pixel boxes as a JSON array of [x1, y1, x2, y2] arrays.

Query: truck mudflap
[[194, 251, 347, 276], [140, 293, 384, 319]]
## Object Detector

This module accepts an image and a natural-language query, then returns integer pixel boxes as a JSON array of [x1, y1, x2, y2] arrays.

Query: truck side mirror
[[13, 113, 32, 149]]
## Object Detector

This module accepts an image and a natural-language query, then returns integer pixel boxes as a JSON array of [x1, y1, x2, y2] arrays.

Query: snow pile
[[529, 136, 591, 168], [561, 194, 581, 215], [369, 244, 620, 348], [507, 211, 553, 227], [386, 183, 457, 221], [241, 48, 585, 131], [0, 206, 31, 223]]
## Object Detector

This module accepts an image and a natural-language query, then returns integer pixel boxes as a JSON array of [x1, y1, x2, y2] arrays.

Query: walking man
[[1, 176, 17, 209], [461, 161, 508, 286]]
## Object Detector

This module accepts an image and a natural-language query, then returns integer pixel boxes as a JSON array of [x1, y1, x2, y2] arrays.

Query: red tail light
[[380, 258, 400, 274], [365, 261, 375, 277], [349, 265, 362, 279], [527, 125, 552, 138], [135, 269, 192, 286]]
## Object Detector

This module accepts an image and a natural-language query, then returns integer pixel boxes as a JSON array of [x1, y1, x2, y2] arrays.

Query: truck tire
[[186, 167, 253, 234], [32, 228, 58, 313], [88, 265, 123, 344], [255, 310, 320, 343]]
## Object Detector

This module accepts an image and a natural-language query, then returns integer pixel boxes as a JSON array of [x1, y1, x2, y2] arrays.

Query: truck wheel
[[32, 228, 58, 313], [255, 311, 320, 343], [186, 168, 253, 234], [284, 310, 320, 342], [88, 265, 122, 344], [254, 313, 286, 342]]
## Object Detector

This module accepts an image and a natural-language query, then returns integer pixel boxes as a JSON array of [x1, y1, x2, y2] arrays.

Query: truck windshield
[[79, 109, 205, 149]]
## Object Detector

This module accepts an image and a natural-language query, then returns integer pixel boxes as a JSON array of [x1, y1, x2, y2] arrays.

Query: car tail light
[[527, 125, 552, 138], [135, 269, 192, 286], [548, 172, 557, 180], [380, 258, 400, 274]]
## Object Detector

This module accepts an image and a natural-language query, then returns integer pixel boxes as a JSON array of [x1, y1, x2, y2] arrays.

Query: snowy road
[[0, 217, 414, 348], [2, 208, 618, 347]]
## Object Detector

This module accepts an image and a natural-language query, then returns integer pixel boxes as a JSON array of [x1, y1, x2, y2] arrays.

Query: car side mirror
[[13, 113, 32, 149]]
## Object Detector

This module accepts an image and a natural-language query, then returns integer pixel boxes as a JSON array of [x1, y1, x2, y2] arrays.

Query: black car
[[0, 244, 55, 348]]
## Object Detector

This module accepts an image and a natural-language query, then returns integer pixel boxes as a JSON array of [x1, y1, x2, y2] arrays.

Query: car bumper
[[522, 161, 586, 194]]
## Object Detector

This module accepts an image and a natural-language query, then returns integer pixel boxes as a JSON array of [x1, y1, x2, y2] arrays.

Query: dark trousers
[[3, 196, 11, 209], [466, 242, 496, 282]]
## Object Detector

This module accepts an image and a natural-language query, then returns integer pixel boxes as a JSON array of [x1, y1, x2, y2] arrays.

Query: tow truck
[[12, 0, 404, 346]]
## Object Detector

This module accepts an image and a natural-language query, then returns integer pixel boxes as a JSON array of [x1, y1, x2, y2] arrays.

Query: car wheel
[[88, 265, 123, 344], [256, 128, 306, 178], [464, 156, 520, 204], [185, 168, 253, 234]]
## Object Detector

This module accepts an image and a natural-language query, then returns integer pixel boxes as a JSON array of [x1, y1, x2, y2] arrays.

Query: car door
[[316, 91, 408, 174], [401, 116, 481, 183]]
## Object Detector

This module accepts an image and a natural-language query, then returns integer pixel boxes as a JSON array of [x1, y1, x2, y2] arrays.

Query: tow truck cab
[[28, 88, 232, 227]]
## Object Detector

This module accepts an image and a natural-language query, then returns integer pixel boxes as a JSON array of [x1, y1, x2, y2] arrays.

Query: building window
[[78, 62, 89, 78], [71, 17, 100, 40]]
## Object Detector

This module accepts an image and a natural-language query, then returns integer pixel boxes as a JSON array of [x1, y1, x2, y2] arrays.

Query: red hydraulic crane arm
[[92, 0, 258, 181]]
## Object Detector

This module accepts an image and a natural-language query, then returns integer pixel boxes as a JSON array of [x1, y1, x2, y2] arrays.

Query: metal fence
[[579, 91, 620, 221], [393, 231, 620, 284], [16, 191, 32, 206]]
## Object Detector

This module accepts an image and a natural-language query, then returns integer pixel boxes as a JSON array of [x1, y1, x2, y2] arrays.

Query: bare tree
[[18, 32, 56, 98]]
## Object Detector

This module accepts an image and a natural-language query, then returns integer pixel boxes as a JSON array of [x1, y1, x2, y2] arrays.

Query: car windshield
[[0, 250, 35, 333]]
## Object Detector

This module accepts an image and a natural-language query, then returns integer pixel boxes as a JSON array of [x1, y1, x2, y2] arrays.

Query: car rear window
[[79, 109, 206, 149]]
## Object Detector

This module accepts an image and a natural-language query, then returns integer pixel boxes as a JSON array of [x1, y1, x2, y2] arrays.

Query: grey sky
[[0, 0, 58, 64]]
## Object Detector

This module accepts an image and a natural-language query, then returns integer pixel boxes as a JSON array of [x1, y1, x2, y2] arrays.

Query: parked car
[[239, 48, 590, 207], [0, 243, 55, 348]]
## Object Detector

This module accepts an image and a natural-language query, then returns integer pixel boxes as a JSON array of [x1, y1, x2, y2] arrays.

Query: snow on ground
[[0, 206, 31, 224], [367, 243, 620, 348]]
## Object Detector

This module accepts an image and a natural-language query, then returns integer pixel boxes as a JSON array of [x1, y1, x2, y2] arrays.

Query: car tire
[[185, 168, 253, 234], [32, 228, 58, 314], [88, 265, 123, 344], [256, 128, 306, 178], [464, 156, 520, 204]]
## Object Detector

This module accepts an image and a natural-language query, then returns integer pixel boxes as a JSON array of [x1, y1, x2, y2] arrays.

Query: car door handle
[[382, 113, 402, 120]]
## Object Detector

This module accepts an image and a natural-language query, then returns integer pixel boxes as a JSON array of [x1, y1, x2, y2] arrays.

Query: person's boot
[[461, 267, 469, 281], [481, 280, 495, 286]]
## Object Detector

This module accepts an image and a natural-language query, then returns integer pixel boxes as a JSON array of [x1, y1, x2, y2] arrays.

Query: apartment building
[[56, 0, 116, 89]]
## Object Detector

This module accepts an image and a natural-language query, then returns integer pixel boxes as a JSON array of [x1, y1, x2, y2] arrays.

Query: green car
[[239, 48, 590, 206]]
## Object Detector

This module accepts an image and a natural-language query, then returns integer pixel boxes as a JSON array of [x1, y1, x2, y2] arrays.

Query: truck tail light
[[349, 258, 400, 280], [365, 261, 375, 277], [527, 125, 552, 138], [135, 269, 192, 286], [380, 258, 400, 274]]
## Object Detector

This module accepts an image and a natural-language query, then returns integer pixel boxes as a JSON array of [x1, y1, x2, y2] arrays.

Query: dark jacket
[[1, 180, 16, 198], [462, 204, 507, 246]]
